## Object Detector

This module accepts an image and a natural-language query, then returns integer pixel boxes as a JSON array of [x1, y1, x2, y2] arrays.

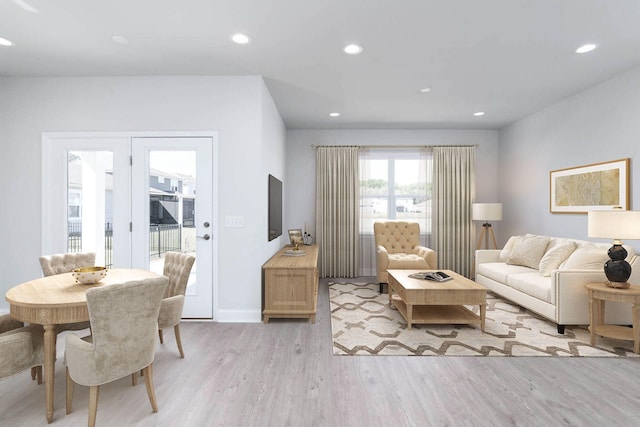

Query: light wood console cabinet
[[262, 244, 319, 323]]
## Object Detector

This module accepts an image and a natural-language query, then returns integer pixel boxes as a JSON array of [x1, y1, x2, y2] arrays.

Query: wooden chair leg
[[36, 366, 43, 385], [131, 373, 138, 386], [158, 329, 164, 344], [174, 324, 185, 358], [31, 367, 37, 381], [88, 385, 100, 427], [142, 364, 159, 413], [66, 367, 74, 415]]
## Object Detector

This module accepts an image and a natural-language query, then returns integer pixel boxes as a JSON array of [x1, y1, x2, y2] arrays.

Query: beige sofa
[[475, 234, 637, 333]]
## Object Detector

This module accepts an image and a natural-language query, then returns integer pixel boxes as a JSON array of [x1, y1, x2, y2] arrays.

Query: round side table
[[585, 282, 640, 353]]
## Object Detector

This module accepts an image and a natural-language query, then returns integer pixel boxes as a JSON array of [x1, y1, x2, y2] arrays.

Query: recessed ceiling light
[[0, 37, 14, 47], [576, 43, 597, 54], [329, 112, 341, 117], [419, 87, 432, 93], [343, 44, 363, 55], [473, 111, 485, 117], [111, 35, 130, 45], [231, 33, 251, 44]]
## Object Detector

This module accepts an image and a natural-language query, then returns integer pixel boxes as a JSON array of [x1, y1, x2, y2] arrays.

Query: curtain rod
[[310, 144, 479, 149]]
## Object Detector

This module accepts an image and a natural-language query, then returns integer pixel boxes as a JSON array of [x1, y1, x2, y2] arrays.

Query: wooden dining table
[[5, 268, 163, 424]]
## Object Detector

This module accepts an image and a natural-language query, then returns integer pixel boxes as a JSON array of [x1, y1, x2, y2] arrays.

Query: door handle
[[197, 234, 210, 241]]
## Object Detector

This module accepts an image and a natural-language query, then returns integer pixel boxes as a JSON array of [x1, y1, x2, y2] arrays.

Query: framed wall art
[[550, 158, 629, 213]]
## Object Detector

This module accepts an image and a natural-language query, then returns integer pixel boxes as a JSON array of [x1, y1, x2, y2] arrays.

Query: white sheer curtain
[[315, 146, 360, 277], [432, 146, 476, 277], [358, 148, 433, 277]]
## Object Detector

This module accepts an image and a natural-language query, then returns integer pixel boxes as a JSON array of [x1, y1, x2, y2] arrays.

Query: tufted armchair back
[[39, 252, 96, 277], [158, 252, 195, 358], [162, 252, 196, 299], [374, 221, 422, 254]]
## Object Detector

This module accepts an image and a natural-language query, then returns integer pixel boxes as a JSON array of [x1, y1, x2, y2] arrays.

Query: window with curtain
[[359, 148, 433, 276]]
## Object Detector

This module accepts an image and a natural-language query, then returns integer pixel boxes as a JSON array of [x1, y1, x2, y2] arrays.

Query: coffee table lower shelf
[[391, 295, 483, 330]]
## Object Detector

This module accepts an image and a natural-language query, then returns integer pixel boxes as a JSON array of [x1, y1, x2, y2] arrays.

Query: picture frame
[[288, 229, 304, 246], [550, 158, 629, 213]]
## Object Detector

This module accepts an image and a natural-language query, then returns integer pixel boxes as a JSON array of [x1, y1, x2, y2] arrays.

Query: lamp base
[[603, 244, 632, 287], [605, 280, 631, 289]]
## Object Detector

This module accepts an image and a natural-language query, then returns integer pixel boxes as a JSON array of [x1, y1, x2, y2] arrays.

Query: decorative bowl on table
[[72, 266, 107, 284]]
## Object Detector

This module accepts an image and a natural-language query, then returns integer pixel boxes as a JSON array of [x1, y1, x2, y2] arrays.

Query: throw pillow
[[506, 235, 550, 269], [560, 245, 609, 270], [499, 235, 522, 262], [538, 241, 577, 276]]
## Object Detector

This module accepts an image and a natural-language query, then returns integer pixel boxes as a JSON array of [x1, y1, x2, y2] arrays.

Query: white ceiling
[[2, 0, 640, 130]]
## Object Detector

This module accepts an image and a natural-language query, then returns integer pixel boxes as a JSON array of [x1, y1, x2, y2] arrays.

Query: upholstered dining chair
[[0, 314, 44, 384], [39, 252, 97, 277], [64, 276, 168, 427], [158, 252, 196, 358], [374, 221, 437, 293]]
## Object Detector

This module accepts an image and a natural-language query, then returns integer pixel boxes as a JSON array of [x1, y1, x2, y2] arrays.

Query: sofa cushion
[[499, 235, 522, 262], [539, 241, 577, 277], [507, 235, 550, 269], [506, 272, 554, 304], [560, 244, 609, 270], [476, 262, 534, 284]]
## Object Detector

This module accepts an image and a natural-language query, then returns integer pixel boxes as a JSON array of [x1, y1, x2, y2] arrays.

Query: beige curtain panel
[[432, 146, 476, 277], [315, 146, 360, 277]]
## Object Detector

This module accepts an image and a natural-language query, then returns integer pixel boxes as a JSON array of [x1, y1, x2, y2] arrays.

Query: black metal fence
[[149, 224, 182, 259], [68, 222, 181, 266]]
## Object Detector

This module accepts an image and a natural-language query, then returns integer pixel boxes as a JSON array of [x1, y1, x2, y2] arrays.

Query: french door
[[42, 132, 217, 319], [131, 137, 214, 318]]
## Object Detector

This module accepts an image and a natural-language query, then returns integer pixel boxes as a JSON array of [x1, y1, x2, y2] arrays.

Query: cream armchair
[[374, 221, 437, 292]]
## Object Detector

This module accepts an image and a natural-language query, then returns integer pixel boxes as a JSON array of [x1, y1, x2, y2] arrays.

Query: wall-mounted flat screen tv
[[268, 174, 282, 241]]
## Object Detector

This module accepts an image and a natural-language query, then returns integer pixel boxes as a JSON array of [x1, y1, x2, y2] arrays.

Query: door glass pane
[[148, 151, 197, 292], [67, 151, 113, 267]]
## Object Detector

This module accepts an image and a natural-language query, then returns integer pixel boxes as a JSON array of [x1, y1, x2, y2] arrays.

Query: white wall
[[499, 66, 640, 249], [285, 129, 500, 262], [0, 76, 285, 321]]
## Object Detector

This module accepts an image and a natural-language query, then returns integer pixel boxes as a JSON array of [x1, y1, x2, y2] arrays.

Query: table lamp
[[472, 203, 503, 250], [588, 210, 640, 288]]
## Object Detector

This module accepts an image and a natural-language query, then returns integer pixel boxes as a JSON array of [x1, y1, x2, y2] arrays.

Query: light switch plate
[[224, 215, 244, 228]]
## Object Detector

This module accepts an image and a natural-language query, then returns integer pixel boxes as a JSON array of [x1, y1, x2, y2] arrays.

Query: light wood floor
[[2, 278, 640, 426]]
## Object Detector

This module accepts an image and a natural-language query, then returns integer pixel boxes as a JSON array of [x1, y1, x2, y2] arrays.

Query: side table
[[585, 282, 640, 353]]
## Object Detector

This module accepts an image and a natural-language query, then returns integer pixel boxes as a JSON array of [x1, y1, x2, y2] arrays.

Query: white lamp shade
[[472, 203, 503, 222], [588, 211, 640, 240]]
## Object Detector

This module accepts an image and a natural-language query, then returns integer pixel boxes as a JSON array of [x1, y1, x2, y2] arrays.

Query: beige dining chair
[[0, 314, 44, 384], [158, 252, 196, 358], [64, 276, 168, 427], [38, 252, 95, 334]]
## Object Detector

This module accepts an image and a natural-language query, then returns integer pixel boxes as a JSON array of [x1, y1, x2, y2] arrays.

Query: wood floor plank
[[2, 277, 640, 426]]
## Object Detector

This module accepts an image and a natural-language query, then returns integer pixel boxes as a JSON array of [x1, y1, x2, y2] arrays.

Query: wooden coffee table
[[387, 269, 487, 331]]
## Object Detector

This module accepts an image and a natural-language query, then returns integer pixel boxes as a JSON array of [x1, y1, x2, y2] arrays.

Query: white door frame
[[41, 131, 219, 320]]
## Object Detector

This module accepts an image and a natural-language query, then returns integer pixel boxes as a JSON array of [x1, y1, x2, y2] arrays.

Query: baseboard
[[216, 309, 262, 323]]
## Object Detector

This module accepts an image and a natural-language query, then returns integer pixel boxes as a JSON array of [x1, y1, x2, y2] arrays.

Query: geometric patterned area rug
[[330, 282, 640, 357]]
